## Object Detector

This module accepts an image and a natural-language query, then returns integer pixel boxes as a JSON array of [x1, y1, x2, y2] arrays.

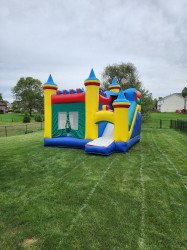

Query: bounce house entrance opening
[[52, 103, 85, 139]]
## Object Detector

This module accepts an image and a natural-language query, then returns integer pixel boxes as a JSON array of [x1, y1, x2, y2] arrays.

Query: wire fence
[[0, 119, 186, 138], [143, 119, 171, 129], [0, 122, 44, 137], [142, 119, 187, 131], [170, 119, 187, 132]]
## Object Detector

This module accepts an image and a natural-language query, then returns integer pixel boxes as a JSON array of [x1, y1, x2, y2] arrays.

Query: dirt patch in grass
[[22, 238, 37, 248]]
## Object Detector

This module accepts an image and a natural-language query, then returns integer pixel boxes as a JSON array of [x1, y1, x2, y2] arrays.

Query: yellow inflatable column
[[109, 78, 120, 93], [112, 89, 130, 142], [43, 74, 58, 138], [84, 69, 100, 140]]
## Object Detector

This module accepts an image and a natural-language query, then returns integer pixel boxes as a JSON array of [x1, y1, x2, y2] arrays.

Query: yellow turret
[[43, 74, 58, 138], [112, 89, 130, 142], [84, 69, 100, 140]]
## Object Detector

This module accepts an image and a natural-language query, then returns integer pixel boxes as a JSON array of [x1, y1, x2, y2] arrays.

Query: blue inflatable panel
[[131, 112, 142, 138], [115, 135, 140, 152], [44, 137, 90, 149], [128, 101, 137, 128], [124, 88, 136, 101], [115, 142, 128, 152], [85, 141, 116, 156]]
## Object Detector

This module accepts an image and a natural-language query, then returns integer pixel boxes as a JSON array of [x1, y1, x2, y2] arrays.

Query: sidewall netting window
[[58, 112, 78, 130]]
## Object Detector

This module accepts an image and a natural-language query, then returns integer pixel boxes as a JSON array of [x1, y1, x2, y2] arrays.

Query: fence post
[[25, 124, 27, 134], [180, 120, 182, 130], [5, 126, 7, 137], [160, 119, 162, 129]]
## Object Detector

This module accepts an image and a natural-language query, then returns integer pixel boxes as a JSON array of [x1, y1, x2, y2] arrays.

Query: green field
[[0, 113, 28, 125], [0, 115, 187, 249], [0, 112, 43, 125]]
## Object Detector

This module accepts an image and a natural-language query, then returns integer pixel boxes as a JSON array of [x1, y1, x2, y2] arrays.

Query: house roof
[[160, 93, 183, 100]]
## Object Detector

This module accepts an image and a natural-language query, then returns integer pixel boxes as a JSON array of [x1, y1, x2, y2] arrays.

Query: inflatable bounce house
[[43, 69, 142, 155]]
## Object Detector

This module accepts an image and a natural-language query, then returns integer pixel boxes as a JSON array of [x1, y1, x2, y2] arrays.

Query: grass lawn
[[0, 112, 40, 125], [0, 127, 187, 249]]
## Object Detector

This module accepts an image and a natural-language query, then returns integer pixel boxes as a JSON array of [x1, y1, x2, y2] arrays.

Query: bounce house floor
[[44, 135, 140, 155]]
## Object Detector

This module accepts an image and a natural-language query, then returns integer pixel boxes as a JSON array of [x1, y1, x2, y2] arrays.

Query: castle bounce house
[[43, 69, 142, 155]]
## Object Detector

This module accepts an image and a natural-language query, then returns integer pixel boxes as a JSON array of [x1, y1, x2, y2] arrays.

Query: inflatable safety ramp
[[85, 123, 115, 155], [85, 135, 140, 156], [85, 138, 116, 155]]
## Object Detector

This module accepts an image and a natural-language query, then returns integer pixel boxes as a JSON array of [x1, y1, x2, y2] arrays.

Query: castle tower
[[84, 69, 100, 140], [109, 78, 120, 93], [112, 89, 130, 142], [43, 74, 58, 138]]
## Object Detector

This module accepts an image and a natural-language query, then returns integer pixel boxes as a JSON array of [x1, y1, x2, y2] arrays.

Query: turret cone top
[[84, 69, 100, 86], [43, 74, 58, 90]]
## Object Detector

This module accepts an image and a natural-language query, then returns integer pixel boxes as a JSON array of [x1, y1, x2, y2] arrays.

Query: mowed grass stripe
[[161, 133, 187, 157], [141, 130, 186, 249], [57, 151, 142, 249], [156, 129, 187, 153], [157, 130, 187, 157], [152, 130, 187, 181], [138, 149, 146, 249], [60, 157, 117, 244]]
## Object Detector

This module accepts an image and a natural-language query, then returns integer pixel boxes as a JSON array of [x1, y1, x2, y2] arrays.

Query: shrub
[[23, 113, 31, 123], [34, 114, 43, 122]]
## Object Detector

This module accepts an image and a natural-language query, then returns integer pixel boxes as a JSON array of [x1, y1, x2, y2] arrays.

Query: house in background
[[157, 93, 185, 112], [0, 101, 7, 114]]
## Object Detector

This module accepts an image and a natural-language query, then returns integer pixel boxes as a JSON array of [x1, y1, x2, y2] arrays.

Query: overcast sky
[[0, 0, 187, 102]]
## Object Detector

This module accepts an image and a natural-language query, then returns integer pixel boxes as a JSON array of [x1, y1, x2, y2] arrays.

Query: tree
[[0, 93, 8, 106], [101, 63, 154, 120], [101, 63, 141, 90], [182, 87, 187, 110], [153, 98, 158, 109], [12, 77, 43, 116], [12, 100, 21, 113]]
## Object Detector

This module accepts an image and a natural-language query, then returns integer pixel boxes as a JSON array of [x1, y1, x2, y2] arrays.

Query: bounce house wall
[[128, 101, 137, 129], [52, 103, 85, 139], [131, 112, 141, 138]]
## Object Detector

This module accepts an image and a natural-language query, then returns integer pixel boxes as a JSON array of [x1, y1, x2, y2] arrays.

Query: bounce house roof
[[52, 92, 85, 104]]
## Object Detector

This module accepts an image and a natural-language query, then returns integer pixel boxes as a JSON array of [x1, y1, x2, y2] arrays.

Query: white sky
[[0, 0, 187, 102]]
